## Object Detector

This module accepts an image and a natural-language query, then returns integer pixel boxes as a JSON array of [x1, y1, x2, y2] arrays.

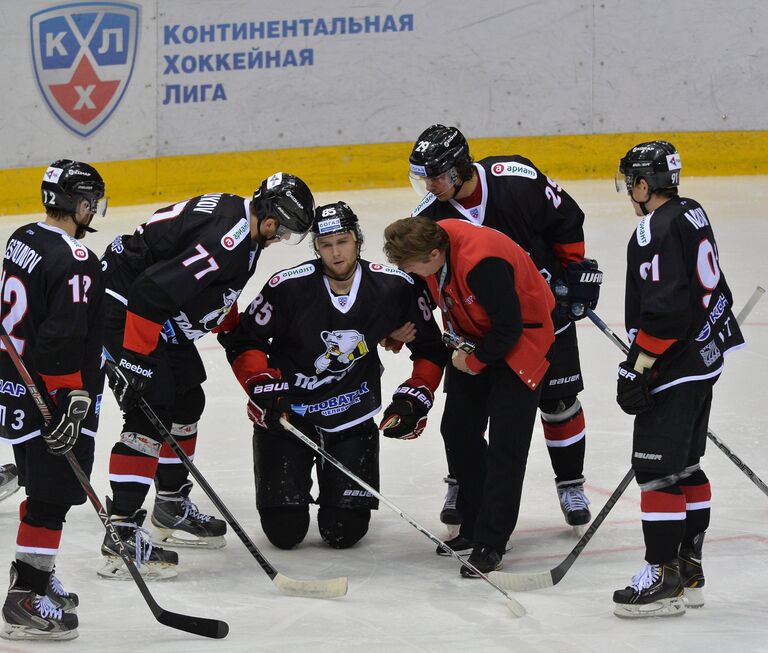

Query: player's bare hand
[[451, 349, 477, 375], [379, 321, 416, 352]]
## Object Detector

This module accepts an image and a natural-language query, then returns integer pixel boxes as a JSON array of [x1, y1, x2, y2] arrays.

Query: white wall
[[2, 0, 766, 168]]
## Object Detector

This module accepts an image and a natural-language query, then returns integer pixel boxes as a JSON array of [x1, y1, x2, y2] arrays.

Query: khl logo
[[30, 2, 140, 137]]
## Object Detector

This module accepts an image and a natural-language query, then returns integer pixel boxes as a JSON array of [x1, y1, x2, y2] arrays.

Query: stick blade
[[504, 596, 527, 617], [156, 610, 229, 639], [272, 572, 348, 598], [489, 570, 555, 592]]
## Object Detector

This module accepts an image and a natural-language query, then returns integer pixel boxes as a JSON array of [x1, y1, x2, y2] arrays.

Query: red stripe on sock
[[17, 522, 62, 551], [681, 482, 711, 504], [109, 452, 159, 479], [159, 436, 197, 459], [542, 409, 585, 441], [640, 489, 686, 514]]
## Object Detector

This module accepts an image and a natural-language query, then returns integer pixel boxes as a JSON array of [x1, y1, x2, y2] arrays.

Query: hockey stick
[[587, 288, 768, 497], [102, 348, 347, 600], [489, 287, 764, 593], [0, 330, 228, 639], [279, 417, 527, 617]]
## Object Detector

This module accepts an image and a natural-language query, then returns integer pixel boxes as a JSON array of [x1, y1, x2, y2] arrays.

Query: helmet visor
[[614, 169, 631, 193], [275, 223, 308, 245], [408, 169, 455, 198], [95, 196, 108, 217]]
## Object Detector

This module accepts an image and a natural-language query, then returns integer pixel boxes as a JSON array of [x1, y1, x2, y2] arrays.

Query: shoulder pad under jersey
[[411, 192, 438, 216], [267, 262, 317, 288], [368, 262, 414, 284]]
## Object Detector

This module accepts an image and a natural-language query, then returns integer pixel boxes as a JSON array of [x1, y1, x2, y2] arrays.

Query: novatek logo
[[30, 2, 140, 137]]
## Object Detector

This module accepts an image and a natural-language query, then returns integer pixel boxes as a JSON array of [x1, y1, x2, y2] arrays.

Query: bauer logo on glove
[[379, 382, 434, 440]]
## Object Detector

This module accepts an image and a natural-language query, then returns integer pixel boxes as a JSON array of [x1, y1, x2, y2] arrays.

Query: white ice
[[1, 177, 767, 652]]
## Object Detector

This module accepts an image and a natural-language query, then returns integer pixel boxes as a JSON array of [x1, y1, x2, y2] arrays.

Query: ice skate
[[436, 534, 474, 556], [613, 561, 686, 618], [679, 532, 706, 608], [0, 464, 20, 502], [556, 478, 591, 533], [151, 481, 226, 549], [1, 562, 78, 641], [439, 477, 461, 526], [460, 545, 502, 578], [99, 503, 178, 580], [45, 571, 78, 613]]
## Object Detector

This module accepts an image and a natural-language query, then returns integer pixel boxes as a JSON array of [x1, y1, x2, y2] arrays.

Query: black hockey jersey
[[412, 157, 586, 286], [219, 259, 448, 432], [0, 222, 104, 444], [625, 197, 745, 392], [101, 193, 260, 355]]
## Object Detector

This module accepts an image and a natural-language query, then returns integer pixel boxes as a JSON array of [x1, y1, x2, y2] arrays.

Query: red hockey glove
[[379, 383, 434, 440], [247, 370, 291, 430]]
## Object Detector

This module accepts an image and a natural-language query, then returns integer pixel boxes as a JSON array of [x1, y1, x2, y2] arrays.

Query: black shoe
[[679, 532, 705, 607], [439, 477, 461, 525], [613, 561, 685, 618], [436, 535, 474, 556], [45, 572, 78, 612], [460, 545, 502, 578]]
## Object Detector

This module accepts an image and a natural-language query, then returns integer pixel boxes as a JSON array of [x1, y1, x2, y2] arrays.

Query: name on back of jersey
[[4, 239, 43, 273], [368, 262, 413, 284], [490, 162, 537, 179], [268, 262, 316, 287]]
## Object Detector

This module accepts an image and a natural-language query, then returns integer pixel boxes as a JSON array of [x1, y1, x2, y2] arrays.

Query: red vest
[[425, 219, 555, 389]]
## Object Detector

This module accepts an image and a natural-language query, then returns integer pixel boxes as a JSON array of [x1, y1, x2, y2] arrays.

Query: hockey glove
[[555, 259, 603, 321], [247, 370, 291, 431], [109, 350, 158, 412], [616, 361, 655, 415], [379, 383, 434, 440], [42, 390, 92, 456]]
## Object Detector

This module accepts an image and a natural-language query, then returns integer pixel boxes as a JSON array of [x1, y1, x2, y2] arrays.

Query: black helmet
[[311, 201, 362, 243], [42, 159, 106, 216], [253, 172, 314, 244], [616, 141, 681, 194], [409, 124, 470, 178]]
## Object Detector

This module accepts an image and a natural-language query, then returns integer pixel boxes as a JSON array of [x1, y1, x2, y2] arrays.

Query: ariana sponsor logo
[[490, 162, 537, 179]]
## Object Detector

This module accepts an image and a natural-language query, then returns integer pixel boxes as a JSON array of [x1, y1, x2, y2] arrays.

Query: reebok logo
[[119, 359, 153, 378]]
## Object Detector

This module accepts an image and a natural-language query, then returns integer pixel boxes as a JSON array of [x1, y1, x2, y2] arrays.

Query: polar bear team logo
[[314, 329, 369, 374]]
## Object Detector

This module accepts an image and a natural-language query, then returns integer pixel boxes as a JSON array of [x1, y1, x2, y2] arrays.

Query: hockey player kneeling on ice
[[218, 202, 447, 550], [1, 160, 107, 640], [384, 216, 555, 577], [99, 173, 315, 578], [611, 141, 744, 618]]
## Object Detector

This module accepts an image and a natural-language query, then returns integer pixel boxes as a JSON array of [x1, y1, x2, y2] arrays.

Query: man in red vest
[[383, 216, 554, 575]]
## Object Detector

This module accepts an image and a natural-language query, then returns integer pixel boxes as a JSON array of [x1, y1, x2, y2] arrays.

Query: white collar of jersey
[[323, 263, 362, 314], [448, 162, 487, 225], [36, 221, 69, 236]]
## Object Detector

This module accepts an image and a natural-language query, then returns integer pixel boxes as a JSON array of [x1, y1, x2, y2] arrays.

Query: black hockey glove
[[555, 259, 603, 321], [109, 350, 158, 412], [616, 361, 655, 415], [379, 383, 434, 440], [42, 390, 92, 456], [247, 370, 291, 431]]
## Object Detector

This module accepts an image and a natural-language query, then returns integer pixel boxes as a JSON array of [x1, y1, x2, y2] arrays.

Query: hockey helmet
[[616, 141, 681, 194], [41, 159, 107, 217], [253, 172, 315, 244], [409, 125, 470, 179], [311, 201, 363, 245]]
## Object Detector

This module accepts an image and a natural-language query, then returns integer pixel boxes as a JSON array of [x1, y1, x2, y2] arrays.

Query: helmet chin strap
[[73, 213, 96, 240]]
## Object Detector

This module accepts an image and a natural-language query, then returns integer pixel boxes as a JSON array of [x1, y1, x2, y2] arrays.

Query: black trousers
[[442, 363, 541, 554]]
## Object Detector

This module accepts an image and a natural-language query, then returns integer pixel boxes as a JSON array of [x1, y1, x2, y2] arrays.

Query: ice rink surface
[[1, 176, 767, 652]]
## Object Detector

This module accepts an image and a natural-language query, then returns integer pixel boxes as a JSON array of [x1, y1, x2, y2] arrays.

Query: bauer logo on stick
[[30, 2, 140, 138]]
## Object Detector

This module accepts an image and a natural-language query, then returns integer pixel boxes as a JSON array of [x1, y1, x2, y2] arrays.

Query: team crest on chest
[[314, 329, 369, 374]]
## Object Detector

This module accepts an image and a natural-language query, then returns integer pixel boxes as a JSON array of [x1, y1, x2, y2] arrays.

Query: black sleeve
[[466, 257, 523, 365], [402, 277, 450, 371]]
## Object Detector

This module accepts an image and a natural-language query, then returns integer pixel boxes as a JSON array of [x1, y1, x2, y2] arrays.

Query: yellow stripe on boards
[[1, 131, 766, 215]]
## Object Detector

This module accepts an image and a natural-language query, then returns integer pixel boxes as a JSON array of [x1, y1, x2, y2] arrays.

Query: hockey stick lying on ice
[[279, 417, 527, 617], [0, 329, 228, 639], [588, 287, 768, 497], [102, 348, 347, 600], [490, 287, 764, 593]]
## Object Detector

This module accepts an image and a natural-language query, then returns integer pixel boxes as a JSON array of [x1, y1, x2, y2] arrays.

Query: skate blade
[[153, 527, 226, 549], [613, 596, 686, 618], [0, 478, 20, 502], [0, 622, 78, 641], [683, 587, 705, 608], [97, 556, 178, 581], [572, 524, 588, 537]]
